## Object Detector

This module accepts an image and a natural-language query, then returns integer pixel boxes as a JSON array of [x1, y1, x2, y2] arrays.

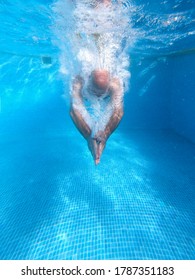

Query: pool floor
[[0, 128, 194, 259]]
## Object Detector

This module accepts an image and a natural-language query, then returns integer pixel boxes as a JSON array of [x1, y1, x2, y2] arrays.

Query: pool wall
[[122, 56, 171, 130], [170, 54, 195, 143], [121, 53, 195, 144]]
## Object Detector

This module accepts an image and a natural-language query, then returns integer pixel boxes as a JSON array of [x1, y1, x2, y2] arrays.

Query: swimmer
[[70, 0, 124, 164], [70, 69, 124, 164]]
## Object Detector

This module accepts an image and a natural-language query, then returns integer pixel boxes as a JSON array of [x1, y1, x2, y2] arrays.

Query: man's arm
[[104, 77, 124, 140], [70, 76, 92, 140], [70, 76, 101, 164]]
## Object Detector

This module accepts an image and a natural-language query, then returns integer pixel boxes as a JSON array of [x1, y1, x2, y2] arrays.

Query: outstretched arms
[[104, 77, 124, 139], [70, 75, 124, 165]]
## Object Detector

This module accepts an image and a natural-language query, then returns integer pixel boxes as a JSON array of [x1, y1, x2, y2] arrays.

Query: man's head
[[90, 69, 110, 95]]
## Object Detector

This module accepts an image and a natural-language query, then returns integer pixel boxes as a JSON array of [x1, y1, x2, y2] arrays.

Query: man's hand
[[93, 130, 106, 145], [87, 137, 99, 165], [88, 131, 107, 165], [96, 141, 106, 164], [93, 131, 107, 164]]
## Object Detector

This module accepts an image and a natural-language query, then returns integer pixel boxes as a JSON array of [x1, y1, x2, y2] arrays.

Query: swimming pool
[[0, 0, 194, 260]]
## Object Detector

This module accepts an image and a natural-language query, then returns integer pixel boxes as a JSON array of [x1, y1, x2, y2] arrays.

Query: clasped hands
[[88, 130, 107, 165]]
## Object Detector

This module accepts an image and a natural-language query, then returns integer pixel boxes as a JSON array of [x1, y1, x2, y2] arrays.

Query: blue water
[[0, 0, 195, 260]]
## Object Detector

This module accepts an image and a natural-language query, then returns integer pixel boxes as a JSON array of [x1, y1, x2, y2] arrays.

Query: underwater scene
[[0, 0, 195, 260]]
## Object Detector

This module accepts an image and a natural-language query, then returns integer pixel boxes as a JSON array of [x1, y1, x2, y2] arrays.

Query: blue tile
[[0, 131, 195, 259]]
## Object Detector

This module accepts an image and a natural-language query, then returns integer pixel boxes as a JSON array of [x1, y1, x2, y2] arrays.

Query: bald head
[[91, 69, 110, 91]]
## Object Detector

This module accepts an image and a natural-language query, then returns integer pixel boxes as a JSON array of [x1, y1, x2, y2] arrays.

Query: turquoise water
[[0, 0, 195, 260]]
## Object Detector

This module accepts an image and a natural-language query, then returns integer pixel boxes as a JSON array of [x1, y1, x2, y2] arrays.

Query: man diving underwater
[[70, 69, 124, 164], [70, 0, 125, 164]]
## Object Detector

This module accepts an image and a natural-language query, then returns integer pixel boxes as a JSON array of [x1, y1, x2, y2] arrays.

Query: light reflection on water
[[0, 0, 194, 103]]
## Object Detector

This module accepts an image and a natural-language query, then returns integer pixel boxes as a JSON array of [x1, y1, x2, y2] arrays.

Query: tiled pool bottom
[[0, 129, 194, 260]]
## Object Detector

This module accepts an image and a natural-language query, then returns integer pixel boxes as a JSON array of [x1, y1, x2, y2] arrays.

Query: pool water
[[0, 0, 195, 260], [0, 117, 194, 259]]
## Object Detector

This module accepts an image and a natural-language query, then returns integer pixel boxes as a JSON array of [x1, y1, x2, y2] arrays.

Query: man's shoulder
[[109, 77, 122, 93]]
